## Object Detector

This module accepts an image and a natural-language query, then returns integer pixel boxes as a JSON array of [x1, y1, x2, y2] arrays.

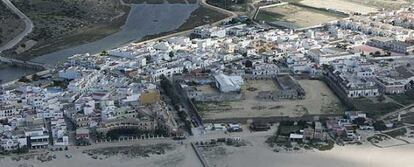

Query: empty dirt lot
[[196, 80, 344, 119]]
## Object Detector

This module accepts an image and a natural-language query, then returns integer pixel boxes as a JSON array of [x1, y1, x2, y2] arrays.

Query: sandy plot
[[197, 85, 219, 94], [260, 4, 341, 28], [300, 0, 378, 14], [198, 80, 344, 119], [245, 79, 279, 92]]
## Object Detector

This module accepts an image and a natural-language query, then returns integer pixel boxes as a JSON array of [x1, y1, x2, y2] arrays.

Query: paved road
[[0, 0, 33, 53]]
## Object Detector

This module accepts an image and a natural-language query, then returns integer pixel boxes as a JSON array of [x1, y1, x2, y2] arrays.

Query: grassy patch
[[255, 10, 285, 22], [353, 97, 401, 118], [206, 0, 248, 12], [388, 89, 414, 106], [367, 134, 390, 143], [384, 128, 407, 138], [311, 140, 335, 151], [402, 112, 414, 124], [278, 125, 303, 136]]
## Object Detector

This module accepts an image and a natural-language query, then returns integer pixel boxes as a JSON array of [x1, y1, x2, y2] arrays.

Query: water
[[0, 64, 38, 83], [0, 3, 198, 83]]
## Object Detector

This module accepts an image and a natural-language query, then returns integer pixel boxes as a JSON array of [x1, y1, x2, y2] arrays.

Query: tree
[[18, 76, 30, 83], [386, 51, 391, 56], [374, 51, 381, 56], [297, 120, 308, 128], [279, 120, 294, 126], [160, 75, 181, 106], [373, 121, 387, 131], [169, 51, 174, 59], [245, 60, 253, 68], [183, 68, 188, 74], [352, 117, 366, 126], [100, 50, 108, 56], [32, 74, 40, 81]]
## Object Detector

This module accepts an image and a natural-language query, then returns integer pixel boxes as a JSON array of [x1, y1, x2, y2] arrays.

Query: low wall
[[191, 142, 210, 167], [322, 75, 355, 110], [258, 2, 289, 9], [254, 2, 289, 19], [203, 114, 341, 124]]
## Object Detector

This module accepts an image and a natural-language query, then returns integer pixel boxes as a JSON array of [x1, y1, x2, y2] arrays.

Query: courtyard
[[195, 79, 344, 120]]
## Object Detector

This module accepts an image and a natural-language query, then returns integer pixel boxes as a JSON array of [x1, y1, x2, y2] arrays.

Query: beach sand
[[3, 134, 414, 167], [203, 135, 414, 167], [0, 143, 203, 167]]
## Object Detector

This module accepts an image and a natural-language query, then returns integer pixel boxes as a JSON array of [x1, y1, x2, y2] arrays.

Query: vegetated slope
[[4, 0, 129, 60], [0, 2, 25, 47]]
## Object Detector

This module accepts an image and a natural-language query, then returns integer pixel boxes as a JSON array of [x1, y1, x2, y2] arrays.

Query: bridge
[[0, 56, 47, 70]]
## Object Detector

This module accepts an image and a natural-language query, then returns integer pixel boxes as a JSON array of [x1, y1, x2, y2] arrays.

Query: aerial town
[[2, 0, 414, 167]]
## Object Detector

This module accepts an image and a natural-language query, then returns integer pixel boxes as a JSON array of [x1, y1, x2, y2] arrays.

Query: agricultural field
[[196, 80, 344, 120], [298, 0, 378, 14], [256, 4, 345, 29]]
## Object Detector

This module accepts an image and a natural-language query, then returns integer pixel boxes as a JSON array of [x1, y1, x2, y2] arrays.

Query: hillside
[[0, 2, 24, 47], [3, 0, 129, 60]]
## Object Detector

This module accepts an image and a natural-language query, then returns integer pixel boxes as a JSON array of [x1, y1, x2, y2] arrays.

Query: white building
[[214, 74, 244, 93]]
